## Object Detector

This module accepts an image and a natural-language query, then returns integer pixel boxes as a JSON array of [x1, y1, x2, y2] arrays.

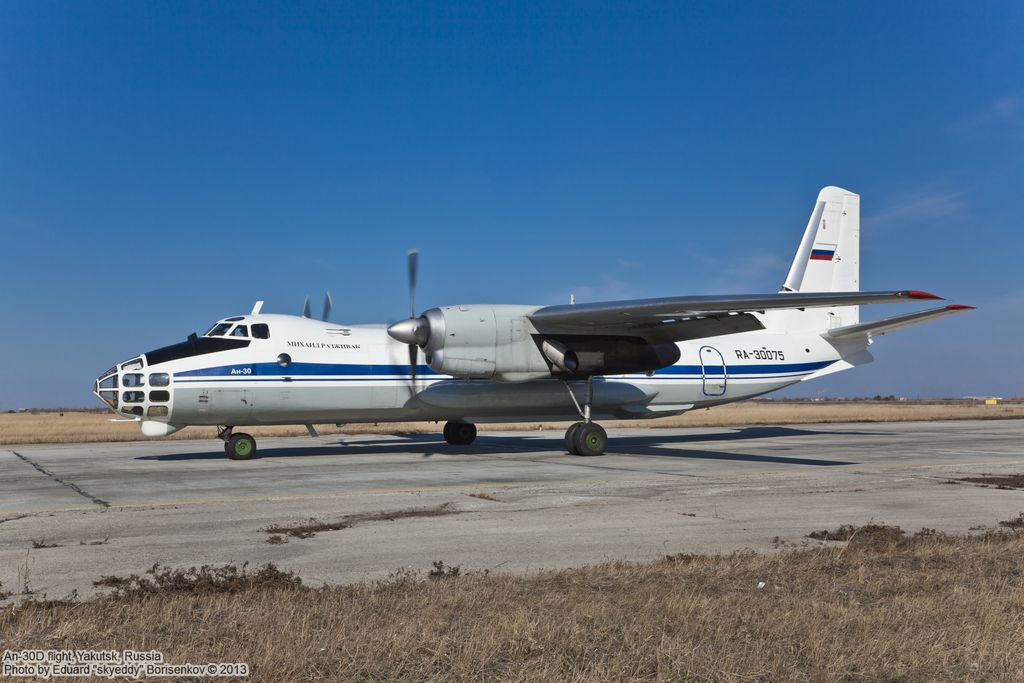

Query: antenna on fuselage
[[251, 300, 264, 315]]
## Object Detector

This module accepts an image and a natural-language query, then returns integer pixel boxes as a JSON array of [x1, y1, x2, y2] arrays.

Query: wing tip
[[945, 304, 976, 311], [904, 290, 943, 300]]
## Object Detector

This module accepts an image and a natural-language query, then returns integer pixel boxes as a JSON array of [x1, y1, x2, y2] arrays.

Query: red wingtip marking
[[945, 304, 976, 310], [907, 290, 943, 300]]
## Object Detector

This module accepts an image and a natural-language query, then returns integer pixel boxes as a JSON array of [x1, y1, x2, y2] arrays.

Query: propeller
[[386, 249, 426, 394], [301, 292, 333, 321], [322, 290, 333, 322]]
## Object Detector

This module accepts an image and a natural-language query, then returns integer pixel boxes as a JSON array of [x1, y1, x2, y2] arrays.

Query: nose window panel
[[149, 373, 170, 386], [123, 406, 143, 416], [99, 375, 118, 389], [121, 358, 144, 371], [99, 391, 118, 408], [123, 373, 145, 387], [149, 390, 170, 402], [148, 406, 169, 417], [123, 391, 145, 403]]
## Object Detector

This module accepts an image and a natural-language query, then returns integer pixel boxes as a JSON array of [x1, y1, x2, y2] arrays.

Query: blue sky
[[1, 1, 1021, 409]]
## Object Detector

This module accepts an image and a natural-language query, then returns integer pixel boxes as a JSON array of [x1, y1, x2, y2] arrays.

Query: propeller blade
[[408, 343, 418, 393], [322, 290, 333, 322], [302, 295, 311, 318], [407, 248, 419, 319]]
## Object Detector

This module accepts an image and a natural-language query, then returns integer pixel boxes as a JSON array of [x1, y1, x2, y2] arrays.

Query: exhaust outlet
[[541, 339, 579, 373]]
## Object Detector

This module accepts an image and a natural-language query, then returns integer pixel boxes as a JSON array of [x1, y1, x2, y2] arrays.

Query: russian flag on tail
[[810, 243, 836, 261]]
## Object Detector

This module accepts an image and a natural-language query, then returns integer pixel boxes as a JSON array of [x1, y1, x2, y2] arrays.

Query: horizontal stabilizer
[[824, 305, 975, 340]]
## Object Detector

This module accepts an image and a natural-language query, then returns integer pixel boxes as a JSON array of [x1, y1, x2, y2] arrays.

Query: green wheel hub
[[227, 433, 257, 460]]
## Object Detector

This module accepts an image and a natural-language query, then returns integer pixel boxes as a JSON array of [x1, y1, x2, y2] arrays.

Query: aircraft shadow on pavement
[[136, 426, 860, 466]]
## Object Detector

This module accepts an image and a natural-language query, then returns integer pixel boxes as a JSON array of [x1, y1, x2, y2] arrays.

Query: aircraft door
[[699, 346, 727, 396]]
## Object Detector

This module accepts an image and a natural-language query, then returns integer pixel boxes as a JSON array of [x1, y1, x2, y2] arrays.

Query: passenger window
[[149, 373, 170, 387], [251, 324, 270, 339], [122, 391, 145, 403], [123, 374, 145, 387], [148, 406, 169, 417], [149, 390, 170, 402], [231, 325, 248, 338]]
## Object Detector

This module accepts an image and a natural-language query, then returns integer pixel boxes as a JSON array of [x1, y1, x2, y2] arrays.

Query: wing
[[529, 290, 941, 342]]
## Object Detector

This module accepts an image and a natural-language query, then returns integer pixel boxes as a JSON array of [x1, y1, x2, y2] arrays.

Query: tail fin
[[778, 186, 861, 330]]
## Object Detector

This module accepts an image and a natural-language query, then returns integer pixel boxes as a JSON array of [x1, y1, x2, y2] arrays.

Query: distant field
[[2, 400, 1022, 445], [5, 526, 1024, 681]]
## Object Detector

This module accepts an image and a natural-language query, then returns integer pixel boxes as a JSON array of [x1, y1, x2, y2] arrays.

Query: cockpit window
[[123, 374, 145, 387], [121, 358, 144, 371], [230, 325, 249, 338], [206, 323, 232, 337], [252, 323, 270, 339]]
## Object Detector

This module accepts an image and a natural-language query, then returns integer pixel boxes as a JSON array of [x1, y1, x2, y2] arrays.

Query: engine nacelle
[[417, 304, 680, 382]]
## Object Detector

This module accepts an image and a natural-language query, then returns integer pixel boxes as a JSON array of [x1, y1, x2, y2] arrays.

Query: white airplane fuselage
[[95, 309, 858, 437]]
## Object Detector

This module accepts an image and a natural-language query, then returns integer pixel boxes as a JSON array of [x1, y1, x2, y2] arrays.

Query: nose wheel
[[219, 426, 257, 460]]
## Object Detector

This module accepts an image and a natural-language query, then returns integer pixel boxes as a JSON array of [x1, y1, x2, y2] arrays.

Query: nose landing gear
[[219, 426, 257, 460], [563, 377, 607, 456]]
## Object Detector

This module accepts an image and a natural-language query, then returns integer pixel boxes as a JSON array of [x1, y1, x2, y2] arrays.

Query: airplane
[[93, 186, 973, 459]]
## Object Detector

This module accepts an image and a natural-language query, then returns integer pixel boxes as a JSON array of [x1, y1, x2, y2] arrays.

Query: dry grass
[[261, 502, 459, 539], [3, 400, 1023, 445], [4, 527, 1024, 681], [959, 474, 1024, 490]]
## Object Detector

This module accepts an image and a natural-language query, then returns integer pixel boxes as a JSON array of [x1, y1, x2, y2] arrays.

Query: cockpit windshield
[[205, 323, 233, 337]]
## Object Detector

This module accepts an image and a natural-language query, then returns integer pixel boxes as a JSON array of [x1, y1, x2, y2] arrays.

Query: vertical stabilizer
[[777, 186, 860, 330]]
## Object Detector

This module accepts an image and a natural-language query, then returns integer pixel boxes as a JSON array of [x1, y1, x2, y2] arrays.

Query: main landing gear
[[563, 377, 608, 456], [443, 420, 477, 445], [219, 426, 257, 460]]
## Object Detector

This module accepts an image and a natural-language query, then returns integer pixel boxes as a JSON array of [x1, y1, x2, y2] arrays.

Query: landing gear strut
[[219, 426, 257, 460], [443, 421, 477, 446], [563, 378, 607, 456]]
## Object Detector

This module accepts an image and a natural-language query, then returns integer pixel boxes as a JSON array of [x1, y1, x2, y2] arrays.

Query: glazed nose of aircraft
[[93, 356, 172, 418]]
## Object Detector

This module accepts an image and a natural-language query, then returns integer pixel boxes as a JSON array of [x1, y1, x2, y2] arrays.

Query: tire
[[226, 433, 257, 460], [564, 422, 583, 454], [444, 421, 477, 445], [573, 423, 607, 457]]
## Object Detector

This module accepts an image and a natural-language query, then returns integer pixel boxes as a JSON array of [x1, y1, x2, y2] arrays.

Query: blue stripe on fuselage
[[172, 359, 835, 379]]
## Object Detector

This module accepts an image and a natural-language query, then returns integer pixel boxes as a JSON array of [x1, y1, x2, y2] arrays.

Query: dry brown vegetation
[[3, 400, 1023, 445], [959, 474, 1024, 490], [261, 502, 458, 539], [4, 527, 1024, 681]]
